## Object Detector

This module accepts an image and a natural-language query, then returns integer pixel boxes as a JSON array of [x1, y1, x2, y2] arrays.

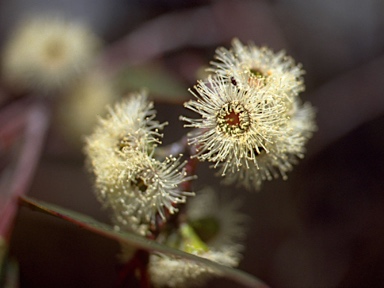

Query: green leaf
[[116, 64, 189, 103], [19, 196, 268, 288]]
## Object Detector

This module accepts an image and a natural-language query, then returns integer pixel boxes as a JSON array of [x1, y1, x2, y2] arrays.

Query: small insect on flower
[[1, 14, 100, 93], [209, 38, 305, 98]]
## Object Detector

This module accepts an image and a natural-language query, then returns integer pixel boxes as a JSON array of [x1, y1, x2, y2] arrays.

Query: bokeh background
[[2, 0, 384, 287]]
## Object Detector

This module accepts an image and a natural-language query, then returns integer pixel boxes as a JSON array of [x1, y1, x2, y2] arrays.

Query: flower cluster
[[181, 38, 316, 190], [85, 92, 194, 236], [83, 38, 316, 287]]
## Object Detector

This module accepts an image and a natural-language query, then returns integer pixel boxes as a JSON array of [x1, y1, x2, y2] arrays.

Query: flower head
[[181, 75, 291, 179], [111, 153, 195, 235], [2, 15, 100, 92], [182, 37, 316, 189], [210, 38, 304, 97], [218, 98, 316, 190], [85, 92, 194, 235]]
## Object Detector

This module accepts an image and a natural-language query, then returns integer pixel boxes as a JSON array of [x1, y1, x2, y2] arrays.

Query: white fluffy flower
[[111, 153, 195, 235], [181, 75, 315, 189], [210, 38, 304, 97], [181, 75, 289, 174], [2, 15, 100, 92], [182, 37, 316, 189], [85, 92, 195, 235], [85, 92, 165, 197], [219, 98, 316, 190]]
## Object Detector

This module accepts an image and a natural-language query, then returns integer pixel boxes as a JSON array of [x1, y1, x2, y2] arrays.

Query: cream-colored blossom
[[2, 15, 100, 92], [85, 92, 194, 235], [219, 98, 316, 190], [181, 75, 289, 173], [111, 152, 195, 235], [183, 38, 316, 189], [181, 75, 308, 190], [210, 38, 304, 97], [85, 93, 164, 193]]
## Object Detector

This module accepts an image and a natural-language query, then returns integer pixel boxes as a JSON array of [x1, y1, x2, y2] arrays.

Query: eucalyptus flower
[[181, 74, 312, 189], [85, 92, 194, 235], [219, 97, 316, 190], [111, 152, 195, 235], [2, 15, 100, 92], [182, 36, 316, 189], [210, 38, 304, 98], [181, 75, 289, 172]]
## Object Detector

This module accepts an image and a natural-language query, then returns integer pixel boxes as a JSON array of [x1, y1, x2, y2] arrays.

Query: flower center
[[44, 39, 66, 66], [217, 102, 250, 136]]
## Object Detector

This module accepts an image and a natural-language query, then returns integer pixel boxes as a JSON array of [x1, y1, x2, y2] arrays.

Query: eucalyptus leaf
[[19, 196, 268, 288]]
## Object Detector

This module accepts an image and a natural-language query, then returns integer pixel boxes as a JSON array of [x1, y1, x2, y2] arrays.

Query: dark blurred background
[[3, 0, 384, 287]]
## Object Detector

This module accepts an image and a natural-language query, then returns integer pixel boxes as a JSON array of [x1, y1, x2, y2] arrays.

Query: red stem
[[115, 249, 151, 288]]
